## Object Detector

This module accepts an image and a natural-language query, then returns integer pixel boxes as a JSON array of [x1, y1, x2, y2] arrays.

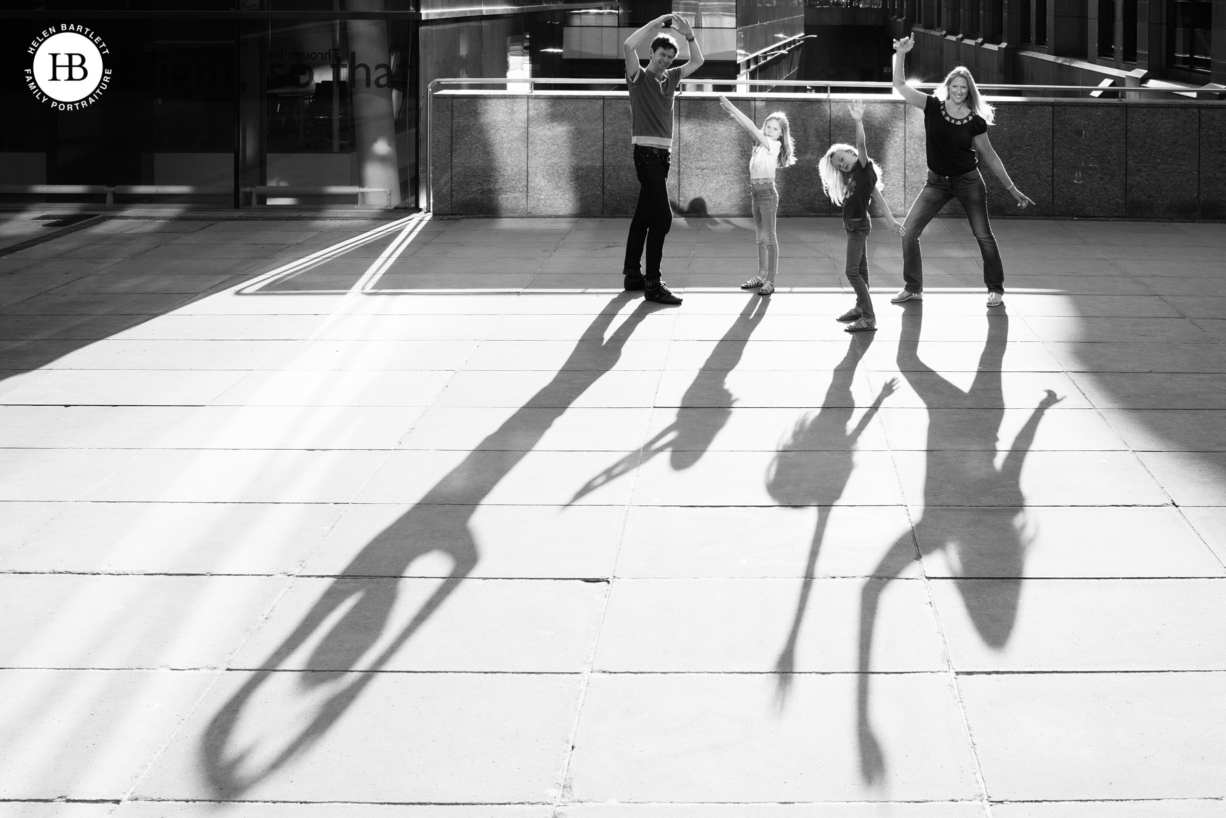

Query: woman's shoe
[[741, 275, 766, 290], [758, 280, 775, 296], [836, 308, 863, 323], [987, 291, 1004, 307], [890, 289, 922, 303], [844, 317, 877, 333]]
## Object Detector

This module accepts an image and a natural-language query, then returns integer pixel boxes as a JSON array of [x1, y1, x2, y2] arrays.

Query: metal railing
[[0, 184, 229, 204], [424, 75, 1170, 213], [244, 185, 391, 207], [0, 184, 391, 208]]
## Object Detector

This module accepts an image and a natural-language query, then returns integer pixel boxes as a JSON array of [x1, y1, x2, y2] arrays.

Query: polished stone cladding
[[431, 91, 1226, 220], [0, 210, 1225, 816]]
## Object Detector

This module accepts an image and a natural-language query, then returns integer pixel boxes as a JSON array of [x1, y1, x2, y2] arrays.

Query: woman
[[889, 36, 1034, 308]]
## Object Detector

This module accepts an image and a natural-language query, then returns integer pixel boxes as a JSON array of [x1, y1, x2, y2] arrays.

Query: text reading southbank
[[25, 24, 112, 110]]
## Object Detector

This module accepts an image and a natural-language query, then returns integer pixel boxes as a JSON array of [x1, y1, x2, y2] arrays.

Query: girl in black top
[[819, 99, 905, 333], [889, 36, 1034, 308]]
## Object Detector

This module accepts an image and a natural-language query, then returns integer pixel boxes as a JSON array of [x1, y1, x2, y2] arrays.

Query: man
[[622, 13, 704, 306]]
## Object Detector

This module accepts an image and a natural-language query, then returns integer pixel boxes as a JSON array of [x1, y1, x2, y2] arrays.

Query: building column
[[1213, 0, 1226, 83], [347, 0, 401, 207]]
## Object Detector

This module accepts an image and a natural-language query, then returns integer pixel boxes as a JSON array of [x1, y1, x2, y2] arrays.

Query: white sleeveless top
[[749, 140, 781, 180]]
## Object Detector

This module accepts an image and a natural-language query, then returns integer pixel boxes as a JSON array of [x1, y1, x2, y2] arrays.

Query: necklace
[[942, 100, 972, 124]]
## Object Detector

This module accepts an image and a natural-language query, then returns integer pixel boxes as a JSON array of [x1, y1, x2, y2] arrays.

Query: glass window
[[1168, 0, 1212, 72], [1122, 0, 1137, 60], [1099, 0, 1115, 57]]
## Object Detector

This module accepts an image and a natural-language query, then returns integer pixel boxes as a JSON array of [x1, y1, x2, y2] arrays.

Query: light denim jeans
[[843, 217, 874, 319], [902, 169, 1005, 294], [750, 180, 779, 281]]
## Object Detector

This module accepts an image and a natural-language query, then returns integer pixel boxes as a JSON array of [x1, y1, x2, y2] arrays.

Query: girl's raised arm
[[849, 99, 868, 167], [718, 96, 773, 150]]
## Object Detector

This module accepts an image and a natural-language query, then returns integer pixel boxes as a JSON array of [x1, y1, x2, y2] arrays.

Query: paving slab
[[1043, 341, 1226, 373], [878, 407, 1126, 450], [134, 673, 581, 803], [917, 506, 1225, 578], [0, 502, 342, 574], [0, 669, 217, 800], [1069, 373, 1226, 409], [892, 450, 1169, 506], [355, 449, 637, 506], [83, 449, 388, 503], [302, 503, 623, 578], [567, 673, 980, 802], [115, 805, 551, 818], [1134, 451, 1226, 505], [959, 672, 1226, 800], [211, 369, 450, 407], [616, 505, 918, 579], [0, 574, 288, 669], [400, 406, 653, 451], [556, 806, 986, 818], [232, 575, 604, 672], [932, 578, 1226, 670], [0, 405, 197, 448], [0, 369, 247, 406], [989, 801, 1226, 818], [0, 448, 139, 501], [595, 577, 944, 672]]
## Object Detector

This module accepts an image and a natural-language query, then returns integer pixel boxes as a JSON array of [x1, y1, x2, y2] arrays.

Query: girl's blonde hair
[[818, 143, 884, 206], [936, 66, 995, 125], [763, 112, 797, 169]]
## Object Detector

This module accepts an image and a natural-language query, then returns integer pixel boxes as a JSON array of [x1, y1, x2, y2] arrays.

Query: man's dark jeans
[[902, 169, 1005, 295], [623, 145, 673, 281]]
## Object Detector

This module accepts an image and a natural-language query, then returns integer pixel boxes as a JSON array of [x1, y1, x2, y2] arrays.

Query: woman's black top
[[924, 95, 988, 176]]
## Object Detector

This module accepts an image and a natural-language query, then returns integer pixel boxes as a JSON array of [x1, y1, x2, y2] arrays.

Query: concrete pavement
[[0, 210, 1224, 816]]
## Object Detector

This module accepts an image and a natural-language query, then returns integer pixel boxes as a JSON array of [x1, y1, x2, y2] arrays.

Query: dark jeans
[[902, 169, 1005, 294], [623, 145, 673, 281], [844, 218, 874, 319]]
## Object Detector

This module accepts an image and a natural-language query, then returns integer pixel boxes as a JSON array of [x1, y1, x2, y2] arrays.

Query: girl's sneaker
[[836, 307, 862, 323], [844, 317, 877, 333]]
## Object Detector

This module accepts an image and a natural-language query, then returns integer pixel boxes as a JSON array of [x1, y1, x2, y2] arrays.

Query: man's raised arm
[[623, 13, 672, 79]]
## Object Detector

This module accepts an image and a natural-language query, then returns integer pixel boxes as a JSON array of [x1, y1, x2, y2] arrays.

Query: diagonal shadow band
[[201, 292, 656, 796], [567, 294, 771, 506]]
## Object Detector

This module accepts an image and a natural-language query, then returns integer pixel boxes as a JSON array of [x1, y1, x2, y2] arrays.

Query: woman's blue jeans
[[844, 217, 874, 319], [902, 169, 1005, 294], [750, 181, 779, 281]]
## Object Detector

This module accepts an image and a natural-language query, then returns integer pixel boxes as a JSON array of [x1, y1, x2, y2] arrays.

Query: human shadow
[[568, 294, 769, 505], [766, 332, 896, 700], [201, 292, 654, 796], [855, 303, 1063, 783]]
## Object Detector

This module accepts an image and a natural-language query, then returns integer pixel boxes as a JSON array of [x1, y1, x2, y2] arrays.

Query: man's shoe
[[644, 279, 682, 305], [986, 291, 1004, 308], [890, 289, 922, 304], [624, 273, 645, 291]]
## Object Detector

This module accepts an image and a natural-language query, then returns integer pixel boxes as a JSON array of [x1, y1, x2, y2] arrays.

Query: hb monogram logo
[[25, 26, 111, 110]]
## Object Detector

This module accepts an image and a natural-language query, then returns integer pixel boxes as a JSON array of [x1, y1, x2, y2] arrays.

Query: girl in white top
[[719, 97, 796, 295]]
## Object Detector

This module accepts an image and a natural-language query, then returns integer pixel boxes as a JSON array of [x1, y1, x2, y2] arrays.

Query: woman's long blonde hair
[[762, 111, 797, 169], [818, 144, 883, 206], [936, 66, 995, 125]]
